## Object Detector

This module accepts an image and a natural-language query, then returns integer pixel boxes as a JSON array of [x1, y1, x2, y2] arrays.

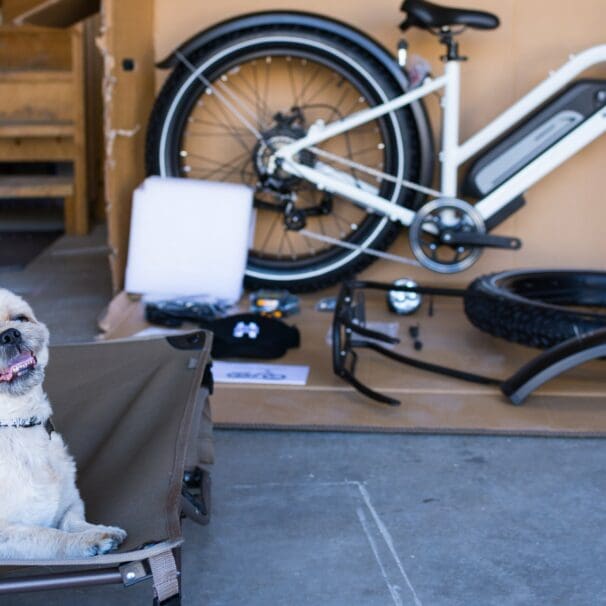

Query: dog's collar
[[0, 416, 54, 436]]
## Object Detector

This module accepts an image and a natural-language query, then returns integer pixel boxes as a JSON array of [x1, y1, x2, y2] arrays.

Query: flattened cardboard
[[99, 290, 606, 436], [14, 0, 606, 292], [154, 0, 606, 290], [98, 0, 155, 291], [97, 290, 148, 339]]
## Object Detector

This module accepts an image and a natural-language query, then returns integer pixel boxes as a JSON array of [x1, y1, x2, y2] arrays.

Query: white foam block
[[125, 176, 253, 302]]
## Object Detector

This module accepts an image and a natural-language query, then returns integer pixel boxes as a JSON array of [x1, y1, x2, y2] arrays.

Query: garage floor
[[0, 231, 605, 606]]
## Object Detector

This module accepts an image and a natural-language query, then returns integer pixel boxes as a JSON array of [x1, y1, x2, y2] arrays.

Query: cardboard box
[[98, 287, 606, 436], [11, 0, 606, 436], [11, 0, 606, 292], [13, 0, 604, 436]]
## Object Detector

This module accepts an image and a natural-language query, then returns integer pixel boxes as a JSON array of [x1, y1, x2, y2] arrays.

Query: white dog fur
[[0, 288, 126, 559]]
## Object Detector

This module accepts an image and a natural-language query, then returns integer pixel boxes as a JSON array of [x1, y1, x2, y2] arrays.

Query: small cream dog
[[0, 288, 126, 559]]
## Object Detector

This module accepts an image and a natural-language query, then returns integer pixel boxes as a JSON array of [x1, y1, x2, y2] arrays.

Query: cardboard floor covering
[[101, 290, 606, 436], [210, 292, 606, 436]]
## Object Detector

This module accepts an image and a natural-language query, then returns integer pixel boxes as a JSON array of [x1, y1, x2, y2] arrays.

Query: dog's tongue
[[0, 352, 37, 383]]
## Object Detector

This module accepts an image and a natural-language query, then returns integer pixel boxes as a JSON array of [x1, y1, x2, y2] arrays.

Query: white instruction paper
[[212, 361, 310, 386]]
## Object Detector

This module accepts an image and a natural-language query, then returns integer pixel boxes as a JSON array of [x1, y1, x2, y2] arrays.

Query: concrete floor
[[1, 231, 605, 605], [0, 226, 113, 344]]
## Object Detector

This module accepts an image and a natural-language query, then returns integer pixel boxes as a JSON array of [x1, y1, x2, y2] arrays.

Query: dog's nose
[[0, 328, 22, 346]]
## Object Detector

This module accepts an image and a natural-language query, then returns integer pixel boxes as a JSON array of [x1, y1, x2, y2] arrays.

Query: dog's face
[[0, 289, 49, 397]]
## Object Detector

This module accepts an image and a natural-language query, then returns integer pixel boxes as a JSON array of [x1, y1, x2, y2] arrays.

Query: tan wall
[[154, 0, 606, 285]]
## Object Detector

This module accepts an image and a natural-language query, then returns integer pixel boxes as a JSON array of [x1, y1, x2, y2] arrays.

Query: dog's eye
[[12, 314, 29, 322]]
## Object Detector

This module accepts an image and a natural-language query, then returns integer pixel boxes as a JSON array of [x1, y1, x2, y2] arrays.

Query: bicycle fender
[[502, 328, 606, 405]]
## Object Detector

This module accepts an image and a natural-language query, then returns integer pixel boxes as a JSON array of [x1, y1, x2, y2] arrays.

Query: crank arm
[[441, 232, 522, 250]]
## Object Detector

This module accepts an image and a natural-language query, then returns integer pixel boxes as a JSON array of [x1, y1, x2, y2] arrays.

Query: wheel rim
[[157, 35, 406, 283]]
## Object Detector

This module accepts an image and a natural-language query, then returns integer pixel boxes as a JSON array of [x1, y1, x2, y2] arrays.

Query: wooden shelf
[[0, 23, 91, 236], [0, 175, 74, 198], [0, 121, 75, 138], [0, 69, 73, 81]]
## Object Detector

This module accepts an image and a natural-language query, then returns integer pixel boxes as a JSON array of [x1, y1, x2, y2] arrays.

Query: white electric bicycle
[[147, 0, 606, 291]]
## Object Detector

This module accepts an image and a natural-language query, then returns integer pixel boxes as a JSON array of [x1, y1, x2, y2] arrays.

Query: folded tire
[[464, 270, 606, 349]]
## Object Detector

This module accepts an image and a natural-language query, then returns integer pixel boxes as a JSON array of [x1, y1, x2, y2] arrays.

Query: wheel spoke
[[186, 116, 253, 134], [298, 64, 324, 105], [233, 69, 274, 128], [195, 104, 254, 153], [286, 57, 300, 107], [217, 78, 269, 130], [319, 87, 351, 122], [302, 233, 316, 254], [305, 73, 342, 105], [284, 230, 298, 258], [257, 212, 283, 253], [263, 57, 271, 121], [183, 149, 249, 169]]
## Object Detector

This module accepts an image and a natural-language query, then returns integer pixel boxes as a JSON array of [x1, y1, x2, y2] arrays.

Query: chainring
[[408, 198, 486, 274]]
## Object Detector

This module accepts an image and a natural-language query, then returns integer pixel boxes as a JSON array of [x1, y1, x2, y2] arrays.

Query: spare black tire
[[464, 270, 606, 349]]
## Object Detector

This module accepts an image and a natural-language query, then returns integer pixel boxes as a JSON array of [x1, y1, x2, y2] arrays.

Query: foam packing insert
[[125, 176, 254, 303]]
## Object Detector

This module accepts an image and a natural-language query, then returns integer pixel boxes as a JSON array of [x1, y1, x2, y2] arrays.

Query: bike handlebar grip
[[501, 328, 606, 405]]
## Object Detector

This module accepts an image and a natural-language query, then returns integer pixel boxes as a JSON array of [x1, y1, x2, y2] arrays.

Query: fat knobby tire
[[464, 270, 606, 349]]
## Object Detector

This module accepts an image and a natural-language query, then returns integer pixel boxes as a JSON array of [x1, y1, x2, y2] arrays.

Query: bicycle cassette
[[408, 198, 485, 274]]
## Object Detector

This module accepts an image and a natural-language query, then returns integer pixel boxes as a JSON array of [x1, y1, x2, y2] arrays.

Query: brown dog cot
[[0, 330, 214, 605]]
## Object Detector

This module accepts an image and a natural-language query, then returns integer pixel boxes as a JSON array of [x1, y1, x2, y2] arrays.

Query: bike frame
[[275, 44, 606, 227]]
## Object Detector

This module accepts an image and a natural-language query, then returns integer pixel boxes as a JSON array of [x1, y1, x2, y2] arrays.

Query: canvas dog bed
[[0, 330, 213, 605]]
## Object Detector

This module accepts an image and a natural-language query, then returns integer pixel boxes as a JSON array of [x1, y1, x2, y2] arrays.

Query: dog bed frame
[[0, 330, 213, 605]]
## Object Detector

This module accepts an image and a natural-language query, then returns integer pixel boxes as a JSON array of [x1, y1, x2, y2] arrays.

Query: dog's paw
[[79, 526, 127, 557]]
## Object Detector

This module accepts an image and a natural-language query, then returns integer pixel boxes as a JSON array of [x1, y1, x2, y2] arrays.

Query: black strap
[[349, 279, 467, 298], [347, 280, 501, 386], [363, 341, 502, 386]]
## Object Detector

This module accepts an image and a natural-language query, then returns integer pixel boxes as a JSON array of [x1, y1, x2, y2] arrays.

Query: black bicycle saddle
[[400, 0, 500, 31]]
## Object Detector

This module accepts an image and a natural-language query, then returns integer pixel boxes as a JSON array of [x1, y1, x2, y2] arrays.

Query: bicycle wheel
[[464, 270, 606, 348], [146, 18, 424, 291]]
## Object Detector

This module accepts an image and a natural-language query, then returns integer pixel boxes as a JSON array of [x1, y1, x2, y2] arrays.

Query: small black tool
[[408, 324, 423, 350]]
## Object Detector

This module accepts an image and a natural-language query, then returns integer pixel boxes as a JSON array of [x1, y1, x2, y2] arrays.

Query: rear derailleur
[[283, 194, 334, 231], [254, 192, 334, 231]]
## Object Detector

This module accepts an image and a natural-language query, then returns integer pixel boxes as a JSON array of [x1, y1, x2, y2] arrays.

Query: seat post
[[438, 28, 467, 62], [440, 29, 463, 197]]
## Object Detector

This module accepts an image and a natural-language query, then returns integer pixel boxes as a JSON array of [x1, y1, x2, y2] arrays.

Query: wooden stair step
[[0, 175, 74, 198], [0, 121, 75, 138], [0, 69, 73, 82]]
